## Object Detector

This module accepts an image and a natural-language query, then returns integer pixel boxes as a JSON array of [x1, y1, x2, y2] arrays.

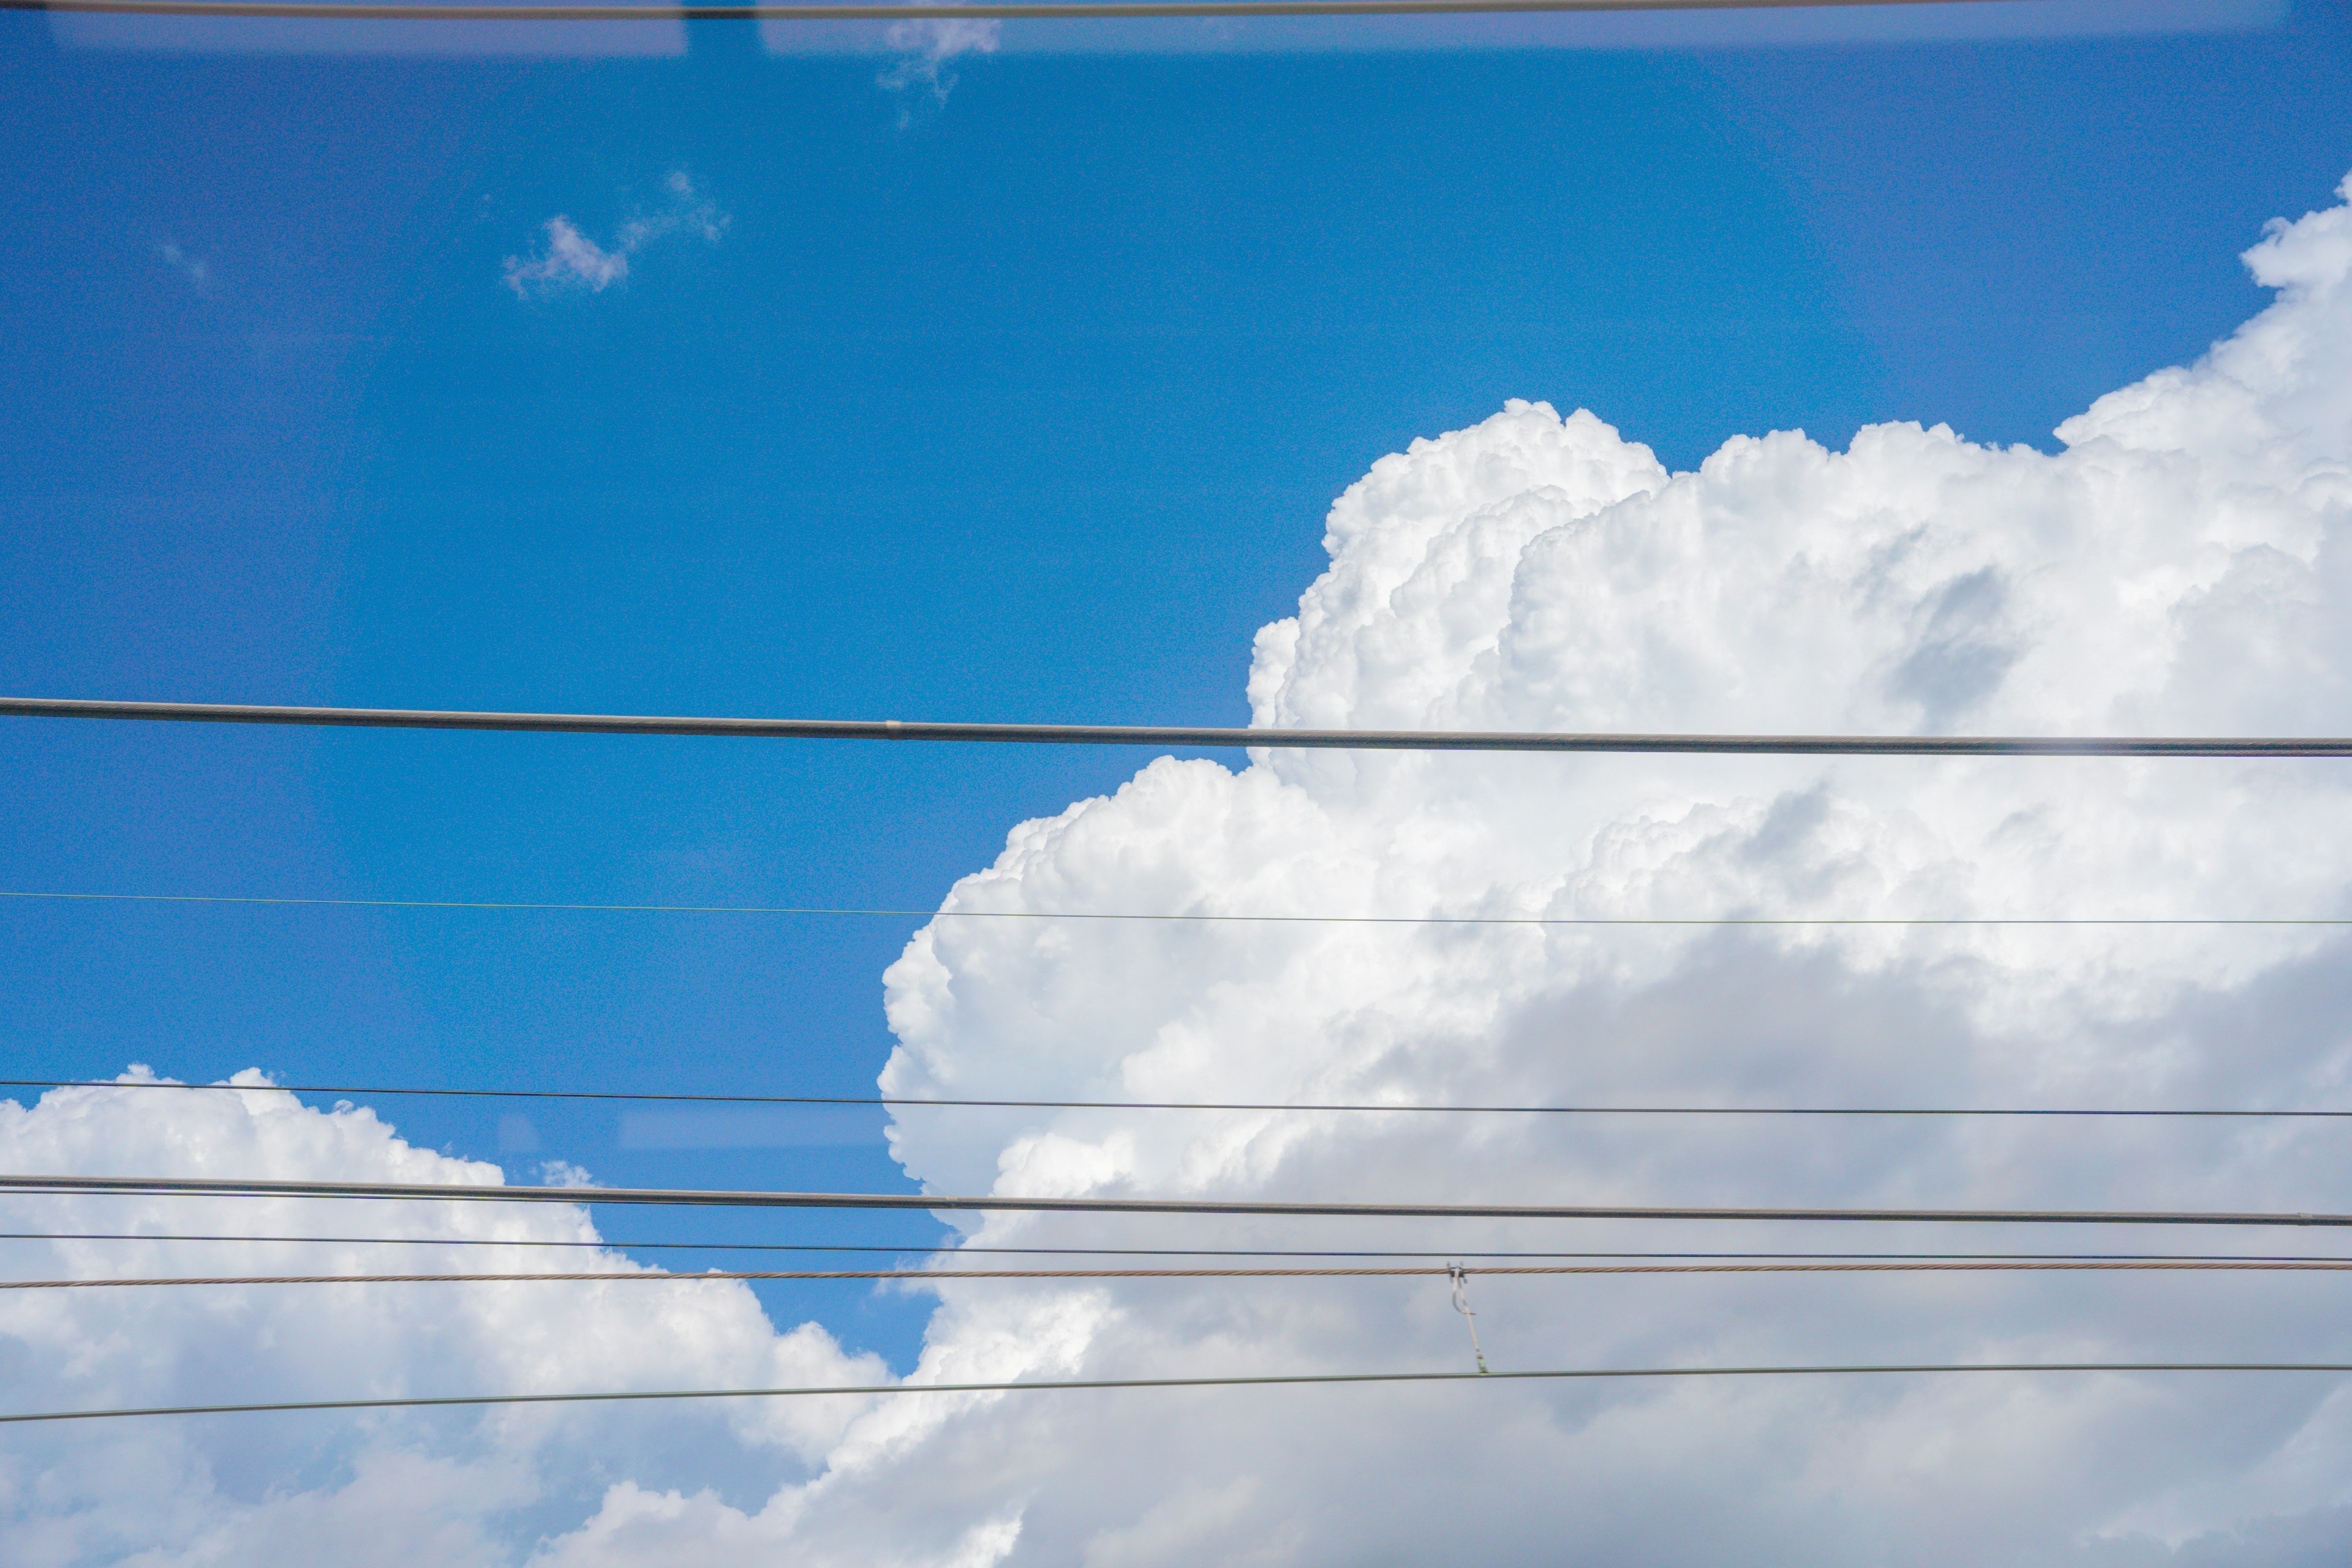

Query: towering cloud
[[843, 170, 2352, 1566], [8, 173, 2352, 1565]]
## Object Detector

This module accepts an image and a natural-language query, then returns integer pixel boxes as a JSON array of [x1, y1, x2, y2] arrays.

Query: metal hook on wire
[[1448, 1264, 1490, 1374]]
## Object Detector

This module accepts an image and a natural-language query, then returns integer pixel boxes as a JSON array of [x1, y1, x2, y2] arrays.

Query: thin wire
[[12, 1363, 2352, 1426], [21, 1233, 2351, 1264], [9, 889, 2340, 928], [0, 0, 2026, 19], [24, 1258, 2352, 1289], [12, 1172, 2352, 1228], [9, 696, 2351, 757], [12, 1078, 2350, 1119]]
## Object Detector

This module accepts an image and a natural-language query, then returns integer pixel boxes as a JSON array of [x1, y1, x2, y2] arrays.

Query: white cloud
[[154, 240, 209, 292], [11, 171, 2352, 1563], [0, 1071, 881, 1567], [875, 16, 1001, 116], [502, 173, 726, 300], [537, 1158, 599, 1186], [856, 168, 2352, 1564]]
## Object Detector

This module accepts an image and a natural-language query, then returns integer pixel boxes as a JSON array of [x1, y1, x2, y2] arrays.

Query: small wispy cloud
[[502, 171, 727, 300], [876, 15, 1000, 121], [536, 1159, 599, 1188], [156, 239, 209, 292]]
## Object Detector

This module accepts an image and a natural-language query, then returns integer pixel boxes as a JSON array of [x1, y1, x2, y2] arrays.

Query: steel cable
[[13, 1077, 2352, 1119], [17, 1257, 2352, 1289], [12, 1363, 2352, 1426], [21, 1234, 2350, 1263], [12, 888, 2346, 927], [9, 696, 2352, 756], [11, 1172, 2352, 1227]]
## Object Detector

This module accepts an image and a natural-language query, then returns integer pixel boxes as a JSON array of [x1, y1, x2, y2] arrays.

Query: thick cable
[[11, 1363, 2352, 1426], [7, 697, 2348, 757], [12, 1077, 2350, 1120], [11, 1172, 2352, 1228], [19, 1257, 2352, 1289]]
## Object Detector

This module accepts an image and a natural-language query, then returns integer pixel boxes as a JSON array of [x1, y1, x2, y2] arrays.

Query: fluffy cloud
[[840, 175, 2352, 1566], [502, 173, 726, 300], [10, 172, 2352, 1564], [0, 1072, 883, 1568]]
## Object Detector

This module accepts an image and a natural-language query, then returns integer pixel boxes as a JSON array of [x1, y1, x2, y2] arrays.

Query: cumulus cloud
[[0, 1071, 882, 1567], [502, 172, 726, 300], [10, 172, 2352, 1563], [855, 168, 2352, 1564]]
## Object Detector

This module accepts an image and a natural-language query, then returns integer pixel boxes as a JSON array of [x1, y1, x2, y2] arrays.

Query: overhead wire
[[20, 1257, 2352, 1289], [10, 888, 2347, 927], [12, 1077, 2351, 1119], [9, 696, 2352, 756], [12, 894, 2345, 1118], [21, 1234, 2352, 1264], [0, 0, 2033, 19], [9, 899, 2340, 1115], [12, 1172, 2352, 1227], [12, 1362, 2352, 1425]]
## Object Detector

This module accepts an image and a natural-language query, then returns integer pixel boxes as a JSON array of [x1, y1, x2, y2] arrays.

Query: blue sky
[[2, 1, 2350, 1370]]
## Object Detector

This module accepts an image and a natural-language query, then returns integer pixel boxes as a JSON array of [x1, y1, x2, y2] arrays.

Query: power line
[[11, 1362, 2352, 1426], [10, 1172, 2352, 1228], [21, 1234, 2348, 1264], [20, 1257, 2352, 1289], [7, 889, 2345, 929], [0, 0, 2051, 25], [15, 1077, 2352, 1119], [7, 696, 2349, 757]]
